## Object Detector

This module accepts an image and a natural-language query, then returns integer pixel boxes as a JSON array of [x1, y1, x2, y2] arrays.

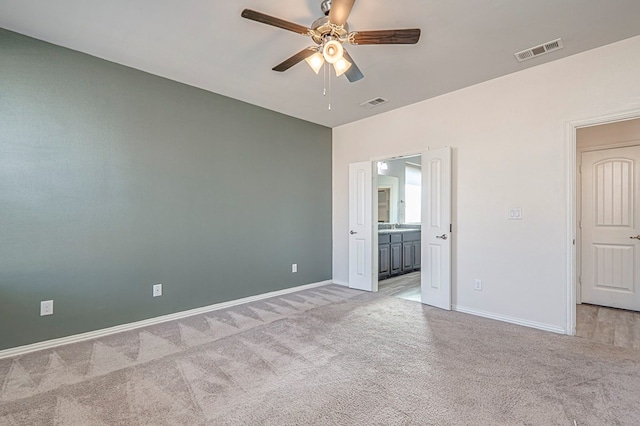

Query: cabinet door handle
[[350, 230, 357, 235], [631, 235, 640, 240], [435, 234, 448, 240]]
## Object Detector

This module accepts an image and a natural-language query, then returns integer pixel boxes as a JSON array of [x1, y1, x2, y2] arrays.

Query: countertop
[[378, 228, 420, 234]]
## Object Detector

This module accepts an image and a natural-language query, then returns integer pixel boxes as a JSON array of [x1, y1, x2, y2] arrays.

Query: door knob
[[630, 235, 640, 240], [436, 234, 448, 240], [350, 230, 357, 235]]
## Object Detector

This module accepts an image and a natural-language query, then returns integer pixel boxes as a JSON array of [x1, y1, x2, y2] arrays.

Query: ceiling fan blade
[[342, 49, 364, 82], [273, 47, 318, 72], [329, 0, 356, 27], [350, 29, 421, 45], [241, 9, 310, 35]]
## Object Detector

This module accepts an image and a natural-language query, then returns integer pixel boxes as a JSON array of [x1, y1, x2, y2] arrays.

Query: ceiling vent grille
[[514, 38, 563, 62], [360, 97, 389, 109]]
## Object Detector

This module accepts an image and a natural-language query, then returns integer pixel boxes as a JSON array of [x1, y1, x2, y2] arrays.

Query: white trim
[[566, 119, 578, 336], [565, 109, 640, 337], [332, 280, 349, 286], [578, 139, 640, 153], [370, 149, 428, 162], [0, 280, 332, 360], [453, 305, 566, 335]]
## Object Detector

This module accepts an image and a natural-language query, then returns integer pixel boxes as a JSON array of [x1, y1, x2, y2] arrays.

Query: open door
[[421, 147, 452, 309], [581, 146, 640, 311], [349, 161, 373, 291]]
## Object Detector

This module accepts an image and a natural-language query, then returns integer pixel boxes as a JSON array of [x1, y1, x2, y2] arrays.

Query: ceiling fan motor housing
[[310, 16, 349, 45], [321, 0, 332, 16]]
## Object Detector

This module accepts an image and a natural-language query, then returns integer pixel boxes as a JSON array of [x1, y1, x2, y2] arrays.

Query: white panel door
[[349, 161, 373, 291], [421, 147, 452, 309], [582, 146, 640, 311]]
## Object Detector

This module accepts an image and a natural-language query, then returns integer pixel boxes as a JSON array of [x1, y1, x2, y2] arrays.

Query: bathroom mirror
[[377, 155, 421, 224], [378, 175, 399, 223]]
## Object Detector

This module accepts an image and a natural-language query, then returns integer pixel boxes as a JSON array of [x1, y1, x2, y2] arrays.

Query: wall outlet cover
[[292, 264, 298, 273], [40, 300, 54, 316], [153, 284, 162, 297]]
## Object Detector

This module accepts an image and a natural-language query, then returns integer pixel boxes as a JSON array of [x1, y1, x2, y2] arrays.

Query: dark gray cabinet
[[402, 242, 413, 272], [379, 230, 421, 281], [378, 233, 391, 280], [412, 241, 421, 269], [390, 242, 402, 275], [403, 231, 421, 273], [379, 243, 390, 279]]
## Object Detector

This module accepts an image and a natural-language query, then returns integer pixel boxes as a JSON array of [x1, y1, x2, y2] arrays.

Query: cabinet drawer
[[403, 231, 421, 242], [378, 233, 391, 244], [390, 234, 403, 243]]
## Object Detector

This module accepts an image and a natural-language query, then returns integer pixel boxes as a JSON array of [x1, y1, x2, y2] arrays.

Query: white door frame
[[565, 109, 640, 335]]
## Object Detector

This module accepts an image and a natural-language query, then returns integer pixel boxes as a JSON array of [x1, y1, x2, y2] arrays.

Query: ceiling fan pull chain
[[323, 60, 327, 96], [329, 70, 332, 110]]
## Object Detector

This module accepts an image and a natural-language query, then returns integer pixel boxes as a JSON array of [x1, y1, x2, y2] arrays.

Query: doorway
[[348, 147, 452, 309], [570, 114, 640, 337], [376, 155, 422, 302]]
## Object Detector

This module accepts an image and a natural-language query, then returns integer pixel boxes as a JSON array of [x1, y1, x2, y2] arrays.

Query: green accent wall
[[0, 29, 332, 351]]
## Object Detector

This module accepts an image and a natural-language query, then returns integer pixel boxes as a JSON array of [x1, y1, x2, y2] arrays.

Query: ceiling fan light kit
[[241, 0, 421, 84], [305, 51, 325, 74], [334, 57, 352, 77], [323, 39, 343, 64]]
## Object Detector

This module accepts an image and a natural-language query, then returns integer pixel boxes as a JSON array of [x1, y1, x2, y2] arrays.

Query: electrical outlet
[[292, 263, 297, 273], [40, 300, 54, 316], [474, 279, 482, 291], [153, 284, 162, 297]]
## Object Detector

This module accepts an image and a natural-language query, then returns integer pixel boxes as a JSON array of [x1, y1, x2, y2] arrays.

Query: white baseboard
[[332, 280, 349, 287], [453, 305, 566, 335], [0, 280, 333, 360]]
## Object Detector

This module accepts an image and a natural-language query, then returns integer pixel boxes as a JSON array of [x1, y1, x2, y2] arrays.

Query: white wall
[[332, 36, 640, 333], [577, 117, 640, 148]]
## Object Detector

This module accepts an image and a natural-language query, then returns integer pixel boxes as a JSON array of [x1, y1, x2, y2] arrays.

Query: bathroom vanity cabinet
[[378, 230, 421, 281]]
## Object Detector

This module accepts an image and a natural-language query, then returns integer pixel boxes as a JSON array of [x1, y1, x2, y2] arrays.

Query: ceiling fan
[[241, 0, 421, 82]]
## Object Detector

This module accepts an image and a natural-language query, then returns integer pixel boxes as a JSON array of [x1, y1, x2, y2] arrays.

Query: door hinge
[[578, 221, 582, 230], [450, 224, 452, 233], [578, 275, 582, 284]]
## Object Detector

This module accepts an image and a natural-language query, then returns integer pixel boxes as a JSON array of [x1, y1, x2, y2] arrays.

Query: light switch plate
[[508, 207, 522, 220]]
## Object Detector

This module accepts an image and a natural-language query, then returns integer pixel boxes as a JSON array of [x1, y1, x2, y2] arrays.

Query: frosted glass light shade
[[305, 52, 325, 74], [333, 57, 352, 77], [323, 40, 344, 64]]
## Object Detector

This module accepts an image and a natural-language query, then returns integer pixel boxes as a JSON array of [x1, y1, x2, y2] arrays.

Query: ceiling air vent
[[514, 38, 563, 62], [360, 97, 389, 109]]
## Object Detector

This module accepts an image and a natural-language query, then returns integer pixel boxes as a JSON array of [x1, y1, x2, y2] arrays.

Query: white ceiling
[[1, 0, 640, 128]]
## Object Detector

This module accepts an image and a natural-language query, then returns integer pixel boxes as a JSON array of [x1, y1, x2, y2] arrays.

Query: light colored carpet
[[1, 285, 639, 425]]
